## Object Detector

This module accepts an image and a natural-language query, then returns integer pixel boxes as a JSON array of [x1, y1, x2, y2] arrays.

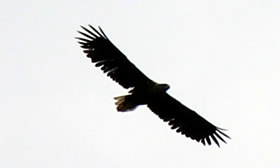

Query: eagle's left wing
[[76, 25, 155, 90], [148, 93, 230, 147]]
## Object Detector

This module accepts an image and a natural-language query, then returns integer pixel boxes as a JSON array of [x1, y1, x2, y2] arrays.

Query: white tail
[[114, 95, 138, 112]]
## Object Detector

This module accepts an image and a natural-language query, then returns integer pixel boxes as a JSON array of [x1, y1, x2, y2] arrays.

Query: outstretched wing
[[148, 93, 230, 147], [76, 25, 155, 89]]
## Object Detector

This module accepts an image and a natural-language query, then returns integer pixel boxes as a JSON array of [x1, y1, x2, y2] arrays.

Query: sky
[[1, 0, 280, 167]]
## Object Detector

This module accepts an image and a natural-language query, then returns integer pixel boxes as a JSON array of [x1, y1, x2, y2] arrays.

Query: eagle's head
[[156, 83, 170, 92]]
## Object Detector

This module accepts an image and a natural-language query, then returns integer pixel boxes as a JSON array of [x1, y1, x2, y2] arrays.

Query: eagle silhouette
[[76, 25, 230, 147]]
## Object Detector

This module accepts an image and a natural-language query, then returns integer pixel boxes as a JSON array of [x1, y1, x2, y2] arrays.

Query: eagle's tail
[[114, 95, 138, 112]]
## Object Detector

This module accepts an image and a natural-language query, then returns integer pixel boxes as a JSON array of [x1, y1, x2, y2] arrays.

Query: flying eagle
[[76, 25, 230, 147]]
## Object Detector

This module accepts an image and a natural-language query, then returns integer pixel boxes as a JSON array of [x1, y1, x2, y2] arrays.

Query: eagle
[[76, 25, 230, 147]]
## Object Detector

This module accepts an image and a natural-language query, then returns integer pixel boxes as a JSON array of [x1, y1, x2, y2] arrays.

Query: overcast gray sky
[[1, 0, 280, 167]]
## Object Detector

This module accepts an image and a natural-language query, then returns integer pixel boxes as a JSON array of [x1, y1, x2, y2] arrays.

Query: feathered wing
[[148, 93, 230, 147], [76, 25, 155, 89]]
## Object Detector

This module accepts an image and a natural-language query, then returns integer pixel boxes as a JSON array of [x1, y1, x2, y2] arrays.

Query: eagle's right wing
[[76, 25, 155, 90], [148, 93, 230, 147]]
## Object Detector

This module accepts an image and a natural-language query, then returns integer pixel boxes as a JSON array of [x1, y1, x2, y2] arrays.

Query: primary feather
[[77, 25, 230, 147]]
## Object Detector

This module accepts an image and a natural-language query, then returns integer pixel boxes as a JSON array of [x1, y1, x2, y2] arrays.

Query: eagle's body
[[77, 25, 230, 147], [115, 83, 170, 111]]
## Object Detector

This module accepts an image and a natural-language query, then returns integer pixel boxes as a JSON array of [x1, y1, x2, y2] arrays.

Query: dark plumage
[[76, 25, 230, 147]]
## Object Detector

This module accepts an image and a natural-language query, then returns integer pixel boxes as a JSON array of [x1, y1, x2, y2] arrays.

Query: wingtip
[[98, 26, 109, 39], [217, 128, 231, 139]]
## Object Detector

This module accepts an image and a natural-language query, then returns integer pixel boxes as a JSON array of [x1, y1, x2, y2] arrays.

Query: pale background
[[1, 0, 280, 167]]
